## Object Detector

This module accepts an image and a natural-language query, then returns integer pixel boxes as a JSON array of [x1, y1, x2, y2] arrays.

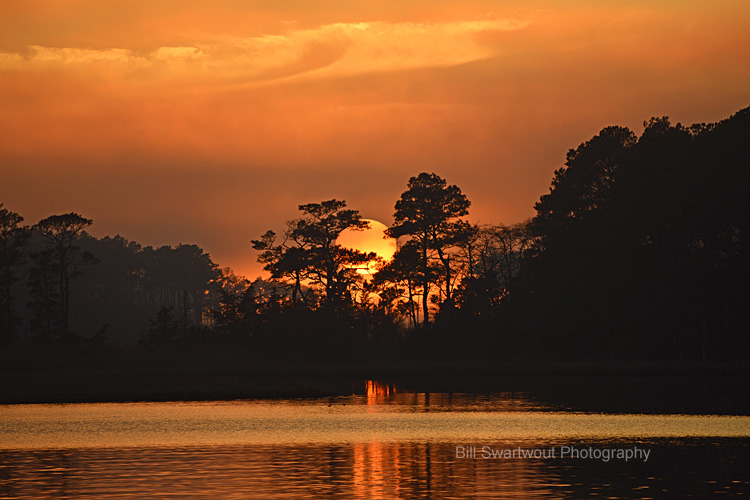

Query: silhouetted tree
[[387, 173, 471, 324], [33, 213, 94, 336], [252, 228, 310, 305], [456, 222, 533, 317], [27, 248, 61, 340], [253, 199, 376, 310], [525, 108, 750, 360], [171, 244, 219, 329], [146, 306, 179, 349], [293, 200, 376, 308], [534, 126, 636, 233], [140, 244, 218, 331], [73, 234, 146, 342], [0, 205, 30, 342], [211, 269, 256, 339], [375, 241, 438, 328], [212, 287, 256, 336]]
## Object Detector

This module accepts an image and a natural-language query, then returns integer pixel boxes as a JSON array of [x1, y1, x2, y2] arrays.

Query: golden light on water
[[365, 380, 396, 399]]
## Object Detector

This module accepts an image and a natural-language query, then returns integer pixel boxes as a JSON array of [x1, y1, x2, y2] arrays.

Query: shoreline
[[2, 359, 750, 408]]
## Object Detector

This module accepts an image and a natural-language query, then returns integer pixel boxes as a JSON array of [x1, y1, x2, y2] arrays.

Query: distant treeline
[[1, 106, 748, 362]]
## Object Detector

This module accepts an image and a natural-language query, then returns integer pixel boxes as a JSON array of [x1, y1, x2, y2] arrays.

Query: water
[[2, 385, 750, 498]]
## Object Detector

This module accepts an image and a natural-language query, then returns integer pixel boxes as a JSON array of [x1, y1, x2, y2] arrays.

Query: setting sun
[[337, 219, 397, 274]]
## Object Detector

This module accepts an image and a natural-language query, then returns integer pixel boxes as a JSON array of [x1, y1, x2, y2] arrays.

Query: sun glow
[[337, 219, 397, 275]]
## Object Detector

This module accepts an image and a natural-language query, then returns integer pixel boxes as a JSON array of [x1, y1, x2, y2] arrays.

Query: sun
[[337, 219, 397, 274]]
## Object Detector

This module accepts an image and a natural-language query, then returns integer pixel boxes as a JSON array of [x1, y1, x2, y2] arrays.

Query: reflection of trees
[[350, 441, 560, 499], [365, 380, 395, 400], [5, 437, 747, 498], [0, 441, 558, 499], [352, 441, 391, 499]]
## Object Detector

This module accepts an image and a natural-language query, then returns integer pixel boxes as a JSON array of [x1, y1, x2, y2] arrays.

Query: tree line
[[0, 212, 223, 348], [2, 106, 748, 362]]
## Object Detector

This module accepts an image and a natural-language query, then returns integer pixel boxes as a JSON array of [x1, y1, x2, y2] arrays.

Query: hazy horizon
[[2, 0, 749, 278]]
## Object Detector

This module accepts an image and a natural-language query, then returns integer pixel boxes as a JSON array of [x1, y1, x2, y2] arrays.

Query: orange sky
[[2, 0, 749, 278]]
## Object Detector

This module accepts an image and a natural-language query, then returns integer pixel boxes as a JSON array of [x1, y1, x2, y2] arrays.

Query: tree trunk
[[422, 243, 429, 325], [182, 289, 188, 334], [407, 279, 417, 328], [59, 247, 68, 333], [3, 266, 12, 338]]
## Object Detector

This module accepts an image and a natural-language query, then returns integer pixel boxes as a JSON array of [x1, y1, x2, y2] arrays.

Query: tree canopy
[[252, 199, 376, 309], [387, 173, 471, 323], [2, 106, 750, 364]]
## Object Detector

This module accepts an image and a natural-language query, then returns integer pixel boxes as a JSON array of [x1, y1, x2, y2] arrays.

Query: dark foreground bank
[[1, 347, 749, 414]]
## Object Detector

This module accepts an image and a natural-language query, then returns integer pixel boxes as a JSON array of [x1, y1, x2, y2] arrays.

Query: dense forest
[[2, 106, 748, 364]]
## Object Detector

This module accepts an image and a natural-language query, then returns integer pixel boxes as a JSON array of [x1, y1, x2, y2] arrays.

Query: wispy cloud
[[25, 46, 137, 64], [293, 20, 527, 78], [0, 18, 528, 83]]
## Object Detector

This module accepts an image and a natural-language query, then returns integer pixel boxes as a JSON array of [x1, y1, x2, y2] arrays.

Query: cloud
[[152, 46, 204, 61], [294, 19, 527, 78], [26, 46, 136, 64], [0, 18, 528, 83], [0, 52, 22, 68]]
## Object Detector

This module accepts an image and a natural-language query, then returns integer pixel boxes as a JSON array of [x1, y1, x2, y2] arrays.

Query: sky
[[2, 0, 749, 278]]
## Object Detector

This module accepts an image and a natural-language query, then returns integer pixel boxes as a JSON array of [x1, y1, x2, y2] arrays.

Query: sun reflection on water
[[365, 380, 395, 400], [2, 394, 750, 498]]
